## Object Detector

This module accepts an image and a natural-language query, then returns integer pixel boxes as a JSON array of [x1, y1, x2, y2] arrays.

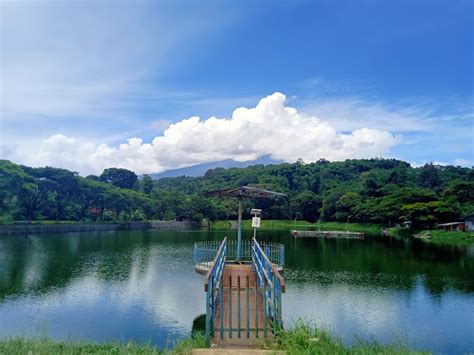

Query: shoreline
[[0, 323, 427, 354], [2, 220, 472, 246], [0, 220, 199, 236]]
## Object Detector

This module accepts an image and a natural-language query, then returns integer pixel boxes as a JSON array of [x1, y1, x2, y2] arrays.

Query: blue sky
[[0, 0, 472, 174]]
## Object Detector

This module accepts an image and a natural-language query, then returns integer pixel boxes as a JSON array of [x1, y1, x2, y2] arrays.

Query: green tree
[[141, 175, 154, 195], [77, 178, 103, 220], [419, 163, 442, 190], [441, 180, 474, 217], [293, 191, 322, 222], [0, 160, 30, 218], [335, 192, 361, 222], [17, 179, 56, 220], [100, 168, 137, 189], [321, 190, 344, 221], [104, 187, 129, 220], [401, 201, 440, 229]]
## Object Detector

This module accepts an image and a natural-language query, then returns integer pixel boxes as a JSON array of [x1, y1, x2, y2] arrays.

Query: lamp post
[[251, 208, 262, 240]]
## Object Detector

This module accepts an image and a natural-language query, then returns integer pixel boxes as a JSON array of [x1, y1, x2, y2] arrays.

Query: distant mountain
[[149, 156, 281, 179]]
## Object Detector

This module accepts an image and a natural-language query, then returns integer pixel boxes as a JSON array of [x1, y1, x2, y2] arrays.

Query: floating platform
[[195, 261, 283, 275], [291, 230, 364, 239]]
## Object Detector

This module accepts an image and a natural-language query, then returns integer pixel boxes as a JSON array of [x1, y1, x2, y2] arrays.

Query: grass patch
[[387, 228, 474, 246], [0, 326, 427, 354], [210, 220, 381, 236], [263, 321, 427, 354], [0, 333, 207, 355], [0, 338, 163, 355], [420, 229, 474, 246], [169, 333, 207, 354]]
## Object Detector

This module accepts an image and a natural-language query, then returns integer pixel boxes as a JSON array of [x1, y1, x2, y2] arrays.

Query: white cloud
[[6, 93, 400, 175], [301, 97, 434, 132], [453, 158, 472, 167]]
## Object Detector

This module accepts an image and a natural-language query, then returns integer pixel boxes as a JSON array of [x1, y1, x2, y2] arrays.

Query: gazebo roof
[[204, 186, 287, 199]]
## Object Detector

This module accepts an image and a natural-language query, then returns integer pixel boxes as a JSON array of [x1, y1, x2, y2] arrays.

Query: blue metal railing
[[204, 237, 227, 341], [252, 238, 285, 329], [194, 240, 284, 270]]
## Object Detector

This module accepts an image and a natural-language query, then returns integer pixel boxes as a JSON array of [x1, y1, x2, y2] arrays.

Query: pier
[[195, 186, 287, 349], [196, 237, 285, 348]]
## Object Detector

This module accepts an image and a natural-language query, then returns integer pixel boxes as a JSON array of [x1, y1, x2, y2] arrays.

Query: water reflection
[[0, 230, 473, 353], [0, 231, 213, 348]]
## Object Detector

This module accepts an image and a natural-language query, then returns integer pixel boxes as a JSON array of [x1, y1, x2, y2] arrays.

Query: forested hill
[[1, 159, 473, 229]]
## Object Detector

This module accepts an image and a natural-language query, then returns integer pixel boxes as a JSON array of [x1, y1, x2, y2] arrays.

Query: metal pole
[[237, 199, 242, 261]]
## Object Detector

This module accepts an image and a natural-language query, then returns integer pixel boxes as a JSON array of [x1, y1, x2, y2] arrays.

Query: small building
[[437, 222, 465, 232], [463, 214, 474, 231]]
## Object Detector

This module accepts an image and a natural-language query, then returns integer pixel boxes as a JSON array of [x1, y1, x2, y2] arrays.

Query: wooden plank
[[213, 264, 269, 348]]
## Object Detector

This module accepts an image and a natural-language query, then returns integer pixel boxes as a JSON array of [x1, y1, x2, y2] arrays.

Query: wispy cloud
[[301, 97, 436, 132], [0, 1, 237, 122]]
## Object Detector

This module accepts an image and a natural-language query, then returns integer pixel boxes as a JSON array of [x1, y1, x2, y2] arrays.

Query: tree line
[[0, 158, 473, 229]]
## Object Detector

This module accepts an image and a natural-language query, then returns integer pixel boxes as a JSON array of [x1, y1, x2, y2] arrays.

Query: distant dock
[[291, 230, 364, 239]]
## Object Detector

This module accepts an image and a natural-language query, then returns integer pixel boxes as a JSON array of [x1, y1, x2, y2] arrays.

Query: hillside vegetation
[[0, 158, 472, 229]]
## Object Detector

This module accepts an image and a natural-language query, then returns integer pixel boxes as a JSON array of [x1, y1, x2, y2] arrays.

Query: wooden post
[[229, 275, 232, 339], [246, 275, 250, 338], [220, 278, 224, 339], [263, 279, 267, 338], [254, 281, 258, 338], [237, 199, 242, 260], [237, 276, 241, 338]]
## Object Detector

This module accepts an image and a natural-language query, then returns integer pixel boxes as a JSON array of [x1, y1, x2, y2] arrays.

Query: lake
[[0, 229, 473, 353]]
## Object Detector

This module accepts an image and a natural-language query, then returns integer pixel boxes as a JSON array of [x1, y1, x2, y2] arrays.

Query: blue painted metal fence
[[194, 240, 284, 270], [252, 238, 285, 329], [202, 238, 285, 341], [204, 237, 227, 340]]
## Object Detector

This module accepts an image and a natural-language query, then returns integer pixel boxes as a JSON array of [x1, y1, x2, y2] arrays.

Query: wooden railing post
[[220, 276, 224, 340], [229, 275, 232, 339], [237, 276, 240, 338], [246, 275, 250, 339], [254, 279, 258, 338]]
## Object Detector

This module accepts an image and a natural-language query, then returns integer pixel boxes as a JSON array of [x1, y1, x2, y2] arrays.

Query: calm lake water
[[0, 229, 473, 353]]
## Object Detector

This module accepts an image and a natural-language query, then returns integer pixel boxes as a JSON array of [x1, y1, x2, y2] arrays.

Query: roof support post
[[237, 198, 242, 261]]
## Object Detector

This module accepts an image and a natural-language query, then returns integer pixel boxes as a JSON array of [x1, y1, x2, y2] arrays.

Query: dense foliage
[[0, 159, 472, 228]]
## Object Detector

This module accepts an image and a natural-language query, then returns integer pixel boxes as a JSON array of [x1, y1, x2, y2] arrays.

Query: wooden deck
[[212, 264, 269, 348]]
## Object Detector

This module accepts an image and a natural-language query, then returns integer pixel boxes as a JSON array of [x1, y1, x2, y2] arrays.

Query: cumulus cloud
[[7, 93, 400, 175]]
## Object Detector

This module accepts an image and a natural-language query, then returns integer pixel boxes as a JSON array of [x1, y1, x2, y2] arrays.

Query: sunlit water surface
[[0, 230, 472, 353]]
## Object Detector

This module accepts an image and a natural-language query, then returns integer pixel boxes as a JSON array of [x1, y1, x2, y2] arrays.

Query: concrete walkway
[[192, 349, 285, 355]]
